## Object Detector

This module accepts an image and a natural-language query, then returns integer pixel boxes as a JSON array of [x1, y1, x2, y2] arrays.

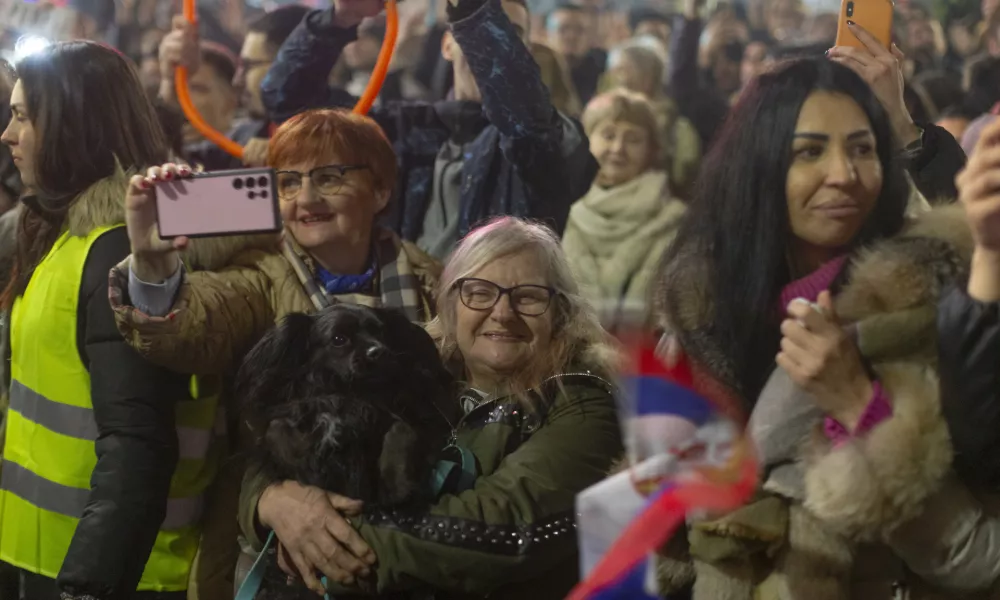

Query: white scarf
[[562, 170, 686, 305]]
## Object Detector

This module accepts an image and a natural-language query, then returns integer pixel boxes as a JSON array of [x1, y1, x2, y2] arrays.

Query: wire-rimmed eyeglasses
[[455, 278, 558, 317], [275, 165, 368, 200]]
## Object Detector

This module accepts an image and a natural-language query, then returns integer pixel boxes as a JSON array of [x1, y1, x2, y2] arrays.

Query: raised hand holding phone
[[834, 0, 892, 50], [828, 21, 922, 148], [126, 163, 191, 284]]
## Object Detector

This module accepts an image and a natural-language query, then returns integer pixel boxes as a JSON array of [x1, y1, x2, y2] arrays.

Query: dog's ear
[[376, 309, 441, 362], [377, 309, 459, 419], [235, 312, 315, 425]]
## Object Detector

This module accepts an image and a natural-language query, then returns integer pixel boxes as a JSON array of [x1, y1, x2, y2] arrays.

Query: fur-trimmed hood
[[65, 165, 133, 237]]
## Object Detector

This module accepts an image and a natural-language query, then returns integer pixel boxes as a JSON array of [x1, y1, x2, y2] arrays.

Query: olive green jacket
[[239, 373, 623, 598]]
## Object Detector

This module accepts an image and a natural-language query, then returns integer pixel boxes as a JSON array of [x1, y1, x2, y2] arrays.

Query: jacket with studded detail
[[239, 373, 623, 598]]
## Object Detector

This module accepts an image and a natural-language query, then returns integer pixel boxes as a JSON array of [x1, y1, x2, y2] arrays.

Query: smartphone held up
[[154, 167, 283, 239], [835, 0, 893, 50]]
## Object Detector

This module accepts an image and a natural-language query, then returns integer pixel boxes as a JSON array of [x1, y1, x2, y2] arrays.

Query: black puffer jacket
[[939, 285, 1000, 489]]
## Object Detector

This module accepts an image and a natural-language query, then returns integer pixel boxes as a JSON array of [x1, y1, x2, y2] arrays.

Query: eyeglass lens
[[459, 279, 553, 316], [276, 166, 353, 199]]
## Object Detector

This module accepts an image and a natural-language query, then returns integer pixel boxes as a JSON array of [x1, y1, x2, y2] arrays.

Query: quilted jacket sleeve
[[109, 254, 278, 376]]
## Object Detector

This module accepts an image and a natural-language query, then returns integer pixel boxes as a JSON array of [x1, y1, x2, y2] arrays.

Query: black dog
[[235, 304, 460, 598]]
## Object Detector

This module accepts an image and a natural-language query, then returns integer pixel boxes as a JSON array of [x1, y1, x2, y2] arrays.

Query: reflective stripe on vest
[[8, 381, 213, 460], [0, 226, 219, 592]]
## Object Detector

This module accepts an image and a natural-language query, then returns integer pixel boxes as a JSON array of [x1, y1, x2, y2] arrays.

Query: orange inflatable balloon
[[174, 0, 399, 160]]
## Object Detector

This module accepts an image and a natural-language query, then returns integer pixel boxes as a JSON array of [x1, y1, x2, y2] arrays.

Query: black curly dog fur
[[235, 304, 460, 599]]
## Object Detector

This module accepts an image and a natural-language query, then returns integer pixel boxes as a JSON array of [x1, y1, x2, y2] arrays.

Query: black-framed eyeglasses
[[455, 278, 558, 317], [275, 165, 368, 200]]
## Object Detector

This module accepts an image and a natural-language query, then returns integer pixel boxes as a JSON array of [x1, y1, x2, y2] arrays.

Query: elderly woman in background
[[604, 36, 701, 197], [241, 217, 623, 599], [562, 90, 685, 329]]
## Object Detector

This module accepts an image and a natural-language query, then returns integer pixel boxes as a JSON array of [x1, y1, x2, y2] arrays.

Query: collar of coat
[[59, 163, 132, 237]]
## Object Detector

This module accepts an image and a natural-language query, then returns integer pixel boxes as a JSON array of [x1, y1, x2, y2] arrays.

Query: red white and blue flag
[[571, 340, 758, 600]]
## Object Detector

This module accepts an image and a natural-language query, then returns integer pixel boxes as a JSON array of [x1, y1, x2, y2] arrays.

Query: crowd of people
[[0, 0, 998, 598]]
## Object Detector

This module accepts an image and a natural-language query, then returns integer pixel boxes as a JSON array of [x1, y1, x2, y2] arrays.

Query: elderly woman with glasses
[[108, 108, 441, 598], [112, 108, 441, 370], [236, 217, 623, 599]]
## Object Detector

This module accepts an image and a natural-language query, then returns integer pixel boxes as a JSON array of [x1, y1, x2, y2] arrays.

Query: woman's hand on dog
[[126, 162, 192, 283], [259, 480, 375, 593]]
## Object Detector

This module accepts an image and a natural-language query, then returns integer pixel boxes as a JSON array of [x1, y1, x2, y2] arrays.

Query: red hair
[[268, 109, 398, 198]]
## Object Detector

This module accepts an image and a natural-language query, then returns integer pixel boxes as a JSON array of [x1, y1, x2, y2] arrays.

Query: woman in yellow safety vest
[[0, 41, 208, 600]]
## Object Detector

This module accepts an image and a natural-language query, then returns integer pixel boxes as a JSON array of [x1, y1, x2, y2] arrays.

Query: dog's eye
[[331, 335, 349, 347]]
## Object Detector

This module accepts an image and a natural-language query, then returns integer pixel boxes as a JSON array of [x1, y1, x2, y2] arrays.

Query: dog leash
[[236, 530, 334, 600], [234, 448, 477, 600], [430, 444, 477, 496]]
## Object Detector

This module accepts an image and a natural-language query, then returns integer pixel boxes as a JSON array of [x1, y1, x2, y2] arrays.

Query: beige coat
[[110, 230, 440, 377]]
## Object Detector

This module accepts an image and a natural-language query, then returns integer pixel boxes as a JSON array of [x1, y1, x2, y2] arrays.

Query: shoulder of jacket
[[539, 372, 617, 404]]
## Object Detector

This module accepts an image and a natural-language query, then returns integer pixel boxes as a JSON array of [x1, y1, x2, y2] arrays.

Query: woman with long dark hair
[[654, 57, 1000, 598], [0, 41, 211, 600]]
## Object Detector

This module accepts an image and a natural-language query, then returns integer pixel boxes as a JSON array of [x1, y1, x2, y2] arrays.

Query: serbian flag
[[571, 340, 758, 600]]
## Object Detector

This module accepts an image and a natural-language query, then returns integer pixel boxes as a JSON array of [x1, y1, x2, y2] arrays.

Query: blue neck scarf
[[315, 258, 378, 295]]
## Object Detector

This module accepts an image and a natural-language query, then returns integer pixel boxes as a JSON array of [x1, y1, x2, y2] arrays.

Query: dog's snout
[[365, 344, 386, 360]]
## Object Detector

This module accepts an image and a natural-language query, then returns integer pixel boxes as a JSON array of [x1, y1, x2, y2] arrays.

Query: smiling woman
[[109, 107, 442, 599], [241, 216, 623, 600], [651, 58, 1000, 599], [562, 90, 687, 328], [114, 107, 440, 369], [785, 91, 884, 274]]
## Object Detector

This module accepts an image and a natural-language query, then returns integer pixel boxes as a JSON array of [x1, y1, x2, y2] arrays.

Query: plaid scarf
[[281, 227, 427, 322]]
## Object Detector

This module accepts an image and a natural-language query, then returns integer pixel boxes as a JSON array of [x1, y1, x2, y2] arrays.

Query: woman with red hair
[[108, 107, 441, 598], [113, 107, 440, 343]]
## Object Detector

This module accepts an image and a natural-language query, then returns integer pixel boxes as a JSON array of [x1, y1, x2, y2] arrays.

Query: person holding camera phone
[[827, 21, 967, 201], [940, 118, 1000, 490], [257, 0, 597, 260]]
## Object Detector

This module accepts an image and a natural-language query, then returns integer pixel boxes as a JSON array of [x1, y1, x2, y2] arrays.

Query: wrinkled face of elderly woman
[[276, 156, 388, 252], [454, 250, 557, 387]]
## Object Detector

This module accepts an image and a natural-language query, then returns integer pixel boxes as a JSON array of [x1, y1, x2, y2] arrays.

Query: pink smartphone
[[154, 168, 282, 239]]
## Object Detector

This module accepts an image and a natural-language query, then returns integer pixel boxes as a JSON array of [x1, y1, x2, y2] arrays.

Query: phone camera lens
[[246, 177, 256, 189], [260, 190, 269, 200], [247, 191, 257, 200], [233, 179, 243, 190], [846, 1, 854, 17], [258, 176, 268, 188]]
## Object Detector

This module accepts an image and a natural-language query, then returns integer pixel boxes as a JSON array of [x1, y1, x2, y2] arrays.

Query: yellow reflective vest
[[0, 225, 219, 592]]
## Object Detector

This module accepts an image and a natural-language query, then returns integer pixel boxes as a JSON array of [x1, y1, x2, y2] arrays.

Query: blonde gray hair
[[425, 217, 619, 393], [581, 89, 662, 163]]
